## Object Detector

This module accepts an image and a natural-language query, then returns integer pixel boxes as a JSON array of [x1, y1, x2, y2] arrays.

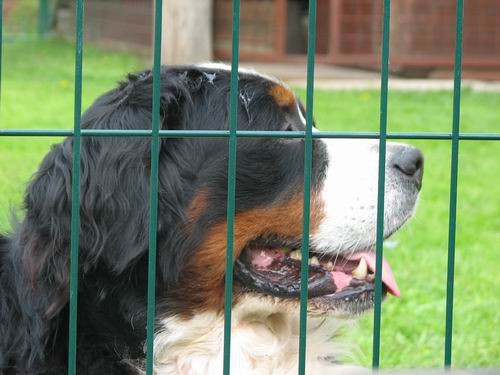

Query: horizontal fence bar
[[1, 129, 499, 141]]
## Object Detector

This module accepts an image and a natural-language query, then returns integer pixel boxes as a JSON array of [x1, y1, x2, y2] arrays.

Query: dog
[[0, 64, 423, 374]]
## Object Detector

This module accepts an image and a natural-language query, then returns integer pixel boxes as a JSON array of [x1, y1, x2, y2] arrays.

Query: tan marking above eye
[[268, 85, 296, 108]]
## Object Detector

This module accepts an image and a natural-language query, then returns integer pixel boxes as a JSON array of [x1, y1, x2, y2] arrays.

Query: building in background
[[55, 0, 213, 64], [5, 0, 499, 78], [214, 0, 500, 78]]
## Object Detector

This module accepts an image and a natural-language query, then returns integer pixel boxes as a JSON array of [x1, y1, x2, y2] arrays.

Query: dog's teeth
[[352, 258, 368, 279], [324, 261, 334, 271], [309, 256, 320, 266], [289, 250, 302, 260]]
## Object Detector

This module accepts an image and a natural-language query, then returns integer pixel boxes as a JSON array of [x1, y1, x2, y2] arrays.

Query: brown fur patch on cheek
[[172, 194, 325, 313], [268, 84, 295, 108], [186, 189, 209, 225]]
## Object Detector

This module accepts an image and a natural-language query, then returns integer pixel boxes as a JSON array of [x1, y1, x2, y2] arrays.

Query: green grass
[[0, 39, 143, 227], [1, 40, 499, 369], [295, 90, 500, 369]]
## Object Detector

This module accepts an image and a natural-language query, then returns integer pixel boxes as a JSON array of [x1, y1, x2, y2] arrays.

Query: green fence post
[[0, 0, 3, 104], [145, 0, 163, 373], [297, 0, 317, 374], [222, 1, 241, 374], [372, 0, 391, 369], [38, 0, 50, 37], [67, 0, 84, 373], [444, 0, 464, 368]]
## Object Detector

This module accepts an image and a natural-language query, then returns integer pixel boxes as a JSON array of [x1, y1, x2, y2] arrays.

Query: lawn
[[1, 39, 499, 369]]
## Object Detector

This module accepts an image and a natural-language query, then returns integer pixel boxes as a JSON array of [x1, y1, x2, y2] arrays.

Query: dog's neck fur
[[151, 296, 363, 375]]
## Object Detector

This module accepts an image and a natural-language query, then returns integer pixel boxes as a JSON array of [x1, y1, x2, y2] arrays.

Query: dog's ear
[[7, 70, 196, 369], [19, 70, 194, 315], [21, 142, 74, 317], [74, 69, 194, 272]]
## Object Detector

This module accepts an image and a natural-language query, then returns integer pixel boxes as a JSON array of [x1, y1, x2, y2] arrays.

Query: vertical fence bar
[[222, 1, 240, 374], [145, 0, 163, 374], [372, 0, 391, 369], [67, 0, 84, 373], [38, 0, 50, 37], [297, 0, 317, 374], [0, 0, 3, 104], [444, 0, 464, 367]]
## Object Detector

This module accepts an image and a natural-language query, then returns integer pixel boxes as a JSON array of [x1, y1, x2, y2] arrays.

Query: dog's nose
[[391, 147, 424, 189]]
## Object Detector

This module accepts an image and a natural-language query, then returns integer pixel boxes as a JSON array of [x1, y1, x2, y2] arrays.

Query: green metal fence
[[38, 0, 52, 37], [1, 0, 499, 374]]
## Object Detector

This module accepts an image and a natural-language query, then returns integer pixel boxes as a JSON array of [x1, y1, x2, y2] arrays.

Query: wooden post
[[161, 0, 213, 64]]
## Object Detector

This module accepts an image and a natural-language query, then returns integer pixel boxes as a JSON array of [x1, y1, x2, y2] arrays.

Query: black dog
[[0, 65, 422, 374]]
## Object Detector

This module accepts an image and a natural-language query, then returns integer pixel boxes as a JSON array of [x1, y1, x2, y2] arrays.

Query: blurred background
[[4, 0, 500, 78], [1, 0, 499, 371]]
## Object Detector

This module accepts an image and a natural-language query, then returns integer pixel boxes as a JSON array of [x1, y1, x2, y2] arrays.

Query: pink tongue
[[346, 252, 401, 297]]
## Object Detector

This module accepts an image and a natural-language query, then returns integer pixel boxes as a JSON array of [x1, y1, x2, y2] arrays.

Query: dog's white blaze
[[311, 139, 419, 255], [296, 101, 307, 126], [153, 295, 364, 375]]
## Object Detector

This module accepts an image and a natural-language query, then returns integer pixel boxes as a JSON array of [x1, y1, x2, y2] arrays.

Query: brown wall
[[63, 0, 153, 54], [214, 0, 278, 59], [214, 0, 500, 74], [2, 0, 16, 18], [391, 0, 500, 64], [56, 0, 499, 75]]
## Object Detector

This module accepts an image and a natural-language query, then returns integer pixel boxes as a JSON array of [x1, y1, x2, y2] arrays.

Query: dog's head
[[22, 65, 422, 324]]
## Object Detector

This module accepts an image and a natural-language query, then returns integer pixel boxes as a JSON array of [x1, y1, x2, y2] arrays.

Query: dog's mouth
[[234, 237, 400, 314]]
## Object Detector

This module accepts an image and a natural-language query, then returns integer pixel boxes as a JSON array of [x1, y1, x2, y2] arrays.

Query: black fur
[[0, 66, 328, 373]]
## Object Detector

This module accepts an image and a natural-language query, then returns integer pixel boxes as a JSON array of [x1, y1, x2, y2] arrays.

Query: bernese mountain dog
[[0, 64, 423, 374]]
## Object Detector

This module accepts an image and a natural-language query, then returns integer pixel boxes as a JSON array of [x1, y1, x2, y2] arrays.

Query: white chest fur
[[152, 296, 364, 375]]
